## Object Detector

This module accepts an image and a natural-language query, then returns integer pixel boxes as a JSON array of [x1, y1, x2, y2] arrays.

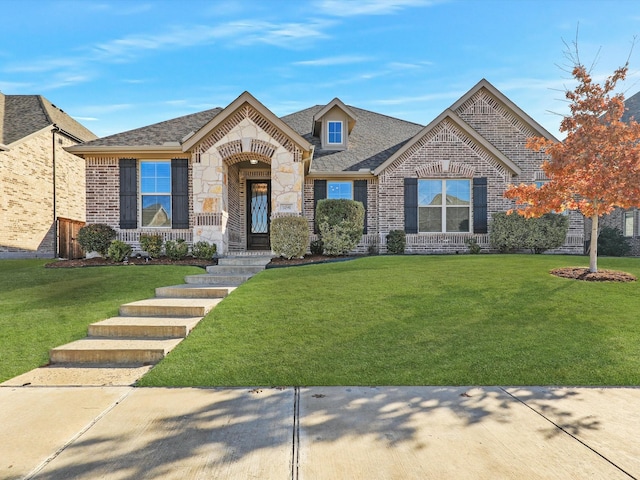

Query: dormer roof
[[312, 97, 357, 137]]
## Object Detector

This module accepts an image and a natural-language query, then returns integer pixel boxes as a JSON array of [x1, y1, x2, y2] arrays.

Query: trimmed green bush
[[107, 240, 132, 262], [316, 199, 365, 256], [598, 226, 631, 256], [490, 212, 568, 254], [77, 224, 116, 257], [386, 230, 406, 254], [192, 241, 217, 260], [165, 239, 189, 260], [271, 216, 309, 259], [310, 239, 324, 255], [140, 234, 163, 258]]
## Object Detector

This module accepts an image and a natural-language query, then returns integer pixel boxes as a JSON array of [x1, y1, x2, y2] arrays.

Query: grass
[[139, 255, 640, 387], [0, 260, 205, 383]]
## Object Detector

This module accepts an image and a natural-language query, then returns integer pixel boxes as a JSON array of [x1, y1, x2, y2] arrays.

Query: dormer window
[[328, 121, 343, 144]]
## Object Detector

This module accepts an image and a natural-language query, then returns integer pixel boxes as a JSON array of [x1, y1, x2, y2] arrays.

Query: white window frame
[[140, 160, 172, 228], [327, 180, 352, 199], [327, 121, 343, 145], [418, 179, 471, 233], [624, 210, 635, 237]]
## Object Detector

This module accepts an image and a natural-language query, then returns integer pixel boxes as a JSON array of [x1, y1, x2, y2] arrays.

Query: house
[[67, 79, 584, 255], [587, 89, 640, 255], [0, 93, 97, 258]]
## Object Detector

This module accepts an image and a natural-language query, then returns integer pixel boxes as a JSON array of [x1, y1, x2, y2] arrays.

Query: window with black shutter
[[404, 178, 418, 234], [171, 159, 189, 229], [473, 177, 488, 234], [119, 159, 137, 229]]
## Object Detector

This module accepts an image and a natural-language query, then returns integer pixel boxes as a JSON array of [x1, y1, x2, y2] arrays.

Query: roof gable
[[373, 109, 522, 177], [312, 97, 357, 137], [182, 91, 313, 159]]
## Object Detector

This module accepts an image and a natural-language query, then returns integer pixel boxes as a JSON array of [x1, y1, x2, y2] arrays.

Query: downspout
[[52, 124, 60, 258]]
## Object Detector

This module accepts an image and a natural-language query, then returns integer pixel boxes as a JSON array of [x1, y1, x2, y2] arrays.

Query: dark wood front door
[[247, 180, 271, 250]]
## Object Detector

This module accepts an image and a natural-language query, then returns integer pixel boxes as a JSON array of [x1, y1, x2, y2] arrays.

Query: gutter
[[306, 169, 374, 179], [52, 125, 59, 258], [65, 145, 183, 156]]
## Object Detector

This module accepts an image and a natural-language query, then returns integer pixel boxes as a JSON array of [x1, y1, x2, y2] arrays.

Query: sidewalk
[[1, 385, 639, 479]]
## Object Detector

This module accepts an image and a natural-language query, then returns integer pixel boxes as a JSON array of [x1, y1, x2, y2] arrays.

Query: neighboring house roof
[[0, 93, 97, 144], [282, 105, 423, 173]]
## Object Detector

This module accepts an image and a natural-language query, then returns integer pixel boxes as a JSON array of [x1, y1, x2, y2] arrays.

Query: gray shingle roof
[[281, 105, 423, 172], [623, 89, 640, 124], [0, 93, 97, 144], [81, 108, 223, 147]]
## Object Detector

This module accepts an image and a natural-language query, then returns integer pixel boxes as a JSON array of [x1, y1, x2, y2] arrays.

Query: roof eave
[[65, 145, 184, 156], [306, 170, 374, 178]]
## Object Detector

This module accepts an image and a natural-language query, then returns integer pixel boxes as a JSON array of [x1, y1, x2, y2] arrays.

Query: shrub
[[598, 226, 631, 256], [310, 239, 324, 255], [270, 216, 309, 259], [192, 241, 217, 260], [316, 199, 364, 256], [490, 212, 568, 253], [165, 239, 189, 260], [77, 224, 116, 257], [466, 237, 482, 254], [140, 234, 163, 258], [386, 230, 406, 254], [107, 240, 132, 262], [525, 213, 570, 254]]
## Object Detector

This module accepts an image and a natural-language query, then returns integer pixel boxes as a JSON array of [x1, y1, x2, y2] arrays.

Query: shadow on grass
[[30, 386, 605, 479]]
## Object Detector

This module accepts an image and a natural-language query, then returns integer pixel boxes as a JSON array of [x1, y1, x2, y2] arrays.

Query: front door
[[247, 180, 271, 250]]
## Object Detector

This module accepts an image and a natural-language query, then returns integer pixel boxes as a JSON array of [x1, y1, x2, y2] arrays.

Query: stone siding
[[0, 129, 86, 258]]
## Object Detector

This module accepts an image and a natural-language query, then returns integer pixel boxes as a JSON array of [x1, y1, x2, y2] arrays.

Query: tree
[[504, 44, 640, 272]]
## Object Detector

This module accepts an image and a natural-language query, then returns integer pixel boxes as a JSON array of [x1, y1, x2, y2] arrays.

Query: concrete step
[[217, 256, 272, 267], [88, 316, 203, 339], [184, 273, 254, 286], [155, 285, 235, 299], [49, 338, 183, 365], [205, 265, 265, 274], [119, 298, 222, 317]]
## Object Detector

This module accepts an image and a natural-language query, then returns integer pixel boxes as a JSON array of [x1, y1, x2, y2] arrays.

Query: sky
[[1, 0, 639, 140]]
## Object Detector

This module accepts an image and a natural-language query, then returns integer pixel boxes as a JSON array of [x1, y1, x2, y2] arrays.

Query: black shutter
[[171, 159, 189, 229], [119, 159, 137, 229], [354, 180, 368, 234], [473, 177, 488, 234], [404, 178, 418, 234], [313, 180, 327, 234]]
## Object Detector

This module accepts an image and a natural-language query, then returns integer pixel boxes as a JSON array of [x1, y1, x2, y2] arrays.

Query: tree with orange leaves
[[504, 49, 640, 273]]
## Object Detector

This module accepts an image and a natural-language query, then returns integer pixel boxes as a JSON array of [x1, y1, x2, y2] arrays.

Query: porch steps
[[184, 255, 272, 286], [20, 255, 271, 385]]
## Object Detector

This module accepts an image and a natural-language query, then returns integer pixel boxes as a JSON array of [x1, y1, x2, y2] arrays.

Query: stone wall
[[0, 129, 86, 258]]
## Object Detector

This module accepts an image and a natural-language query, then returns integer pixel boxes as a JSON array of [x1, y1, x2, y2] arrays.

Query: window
[[327, 180, 352, 199], [327, 121, 342, 144], [624, 210, 635, 237], [418, 179, 470, 232], [141, 161, 171, 227]]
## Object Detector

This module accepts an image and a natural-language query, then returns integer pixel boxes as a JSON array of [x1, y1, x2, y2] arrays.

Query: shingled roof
[[80, 108, 223, 147], [0, 93, 96, 145], [622, 89, 640, 124], [282, 105, 423, 172]]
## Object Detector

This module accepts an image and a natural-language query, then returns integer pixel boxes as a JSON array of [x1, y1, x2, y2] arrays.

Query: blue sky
[[2, 0, 639, 139]]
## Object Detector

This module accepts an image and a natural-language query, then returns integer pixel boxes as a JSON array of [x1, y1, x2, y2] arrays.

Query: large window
[[418, 179, 470, 232], [327, 121, 343, 144], [141, 161, 171, 227], [327, 180, 352, 199]]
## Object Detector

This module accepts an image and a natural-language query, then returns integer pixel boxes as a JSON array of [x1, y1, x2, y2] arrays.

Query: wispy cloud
[[293, 55, 371, 67], [371, 91, 462, 106], [314, 0, 439, 17], [73, 116, 99, 122]]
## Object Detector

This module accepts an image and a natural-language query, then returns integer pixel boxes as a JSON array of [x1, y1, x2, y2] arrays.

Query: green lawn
[[140, 255, 640, 387], [0, 260, 204, 383]]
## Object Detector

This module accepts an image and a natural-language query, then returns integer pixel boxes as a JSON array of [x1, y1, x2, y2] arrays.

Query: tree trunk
[[590, 214, 599, 273]]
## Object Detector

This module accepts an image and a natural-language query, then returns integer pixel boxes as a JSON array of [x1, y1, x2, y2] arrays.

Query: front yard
[[0, 260, 204, 383], [140, 255, 640, 387]]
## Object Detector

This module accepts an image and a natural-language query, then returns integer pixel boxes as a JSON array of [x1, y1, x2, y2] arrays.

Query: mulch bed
[[550, 267, 637, 282], [45, 256, 214, 268]]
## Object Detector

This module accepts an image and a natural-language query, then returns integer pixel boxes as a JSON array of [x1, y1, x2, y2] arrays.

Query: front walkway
[[1, 386, 639, 479]]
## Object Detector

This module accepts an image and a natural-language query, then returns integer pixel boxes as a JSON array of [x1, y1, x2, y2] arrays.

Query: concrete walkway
[[1, 385, 639, 479]]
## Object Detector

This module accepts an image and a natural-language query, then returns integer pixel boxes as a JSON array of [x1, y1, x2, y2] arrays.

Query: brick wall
[[0, 129, 86, 258]]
